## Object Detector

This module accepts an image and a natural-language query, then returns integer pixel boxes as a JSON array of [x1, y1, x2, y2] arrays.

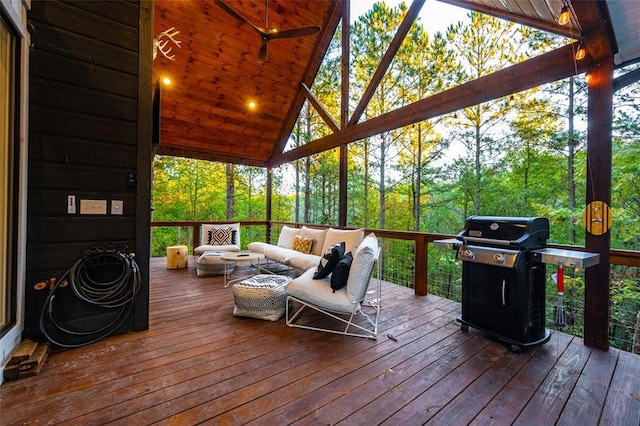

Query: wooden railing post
[[415, 235, 428, 296], [192, 222, 200, 251]]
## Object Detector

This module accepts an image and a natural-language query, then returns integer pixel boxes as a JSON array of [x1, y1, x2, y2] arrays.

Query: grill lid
[[456, 216, 549, 250]]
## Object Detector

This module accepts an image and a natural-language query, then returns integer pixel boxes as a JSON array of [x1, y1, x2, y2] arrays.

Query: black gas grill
[[443, 216, 552, 352]]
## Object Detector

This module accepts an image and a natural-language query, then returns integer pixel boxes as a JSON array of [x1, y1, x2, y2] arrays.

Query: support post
[[584, 61, 613, 351], [266, 167, 273, 244], [415, 235, 428, 296], [338, 0, 350, 229]]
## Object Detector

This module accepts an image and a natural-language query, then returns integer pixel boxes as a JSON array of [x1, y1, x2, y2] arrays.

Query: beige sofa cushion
[[346, 233, 378, 304], [277, 225, 300, 249], [321, 228, 364, 255], [299, 226, 327, 256], [286, 268, 356, 313]]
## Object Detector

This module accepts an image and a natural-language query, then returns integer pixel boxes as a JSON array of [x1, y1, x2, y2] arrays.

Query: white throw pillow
[[299, 226, 327, 256], [346, 233, 378, 304], [321, 228, 364, 255], [200, 223, 240, 247], [277, 225, 300, 249]]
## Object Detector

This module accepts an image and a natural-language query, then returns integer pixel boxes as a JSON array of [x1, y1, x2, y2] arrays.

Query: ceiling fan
[[215, 0, 321, 64]]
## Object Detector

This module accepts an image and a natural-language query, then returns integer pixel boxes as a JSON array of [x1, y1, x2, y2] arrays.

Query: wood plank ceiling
[[152, 0, 625, 168], [153, 0, 339, 167]]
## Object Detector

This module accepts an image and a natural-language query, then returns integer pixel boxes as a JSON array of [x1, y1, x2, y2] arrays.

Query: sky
[[349, 0, 471, 34]]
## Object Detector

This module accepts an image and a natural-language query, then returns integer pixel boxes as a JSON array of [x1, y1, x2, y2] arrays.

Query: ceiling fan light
[[558, 5, 571, 25]]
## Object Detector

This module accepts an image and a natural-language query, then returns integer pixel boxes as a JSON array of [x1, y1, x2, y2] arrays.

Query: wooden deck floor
[[1, 257, 639, 425]]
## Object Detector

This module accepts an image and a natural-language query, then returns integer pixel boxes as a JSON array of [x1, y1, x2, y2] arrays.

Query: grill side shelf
[[433, 238, 461, 250], [532, 248, 600, 269]]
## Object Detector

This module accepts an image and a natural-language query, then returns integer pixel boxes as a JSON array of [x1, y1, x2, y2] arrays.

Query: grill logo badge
[[490, 222, 499, 231]]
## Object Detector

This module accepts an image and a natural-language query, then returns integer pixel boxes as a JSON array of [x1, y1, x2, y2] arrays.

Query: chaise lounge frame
[[285, 248, 381, 339]]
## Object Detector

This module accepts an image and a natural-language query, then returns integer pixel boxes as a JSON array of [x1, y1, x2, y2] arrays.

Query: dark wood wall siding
[[25, 0, 151, 339]]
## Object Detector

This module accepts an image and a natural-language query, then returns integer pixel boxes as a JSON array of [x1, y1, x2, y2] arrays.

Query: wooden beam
[[348, 0, 426, 127], [270, 1, 343, 163], [613, 67, 640, 92], [274, 43, 591, 165], [571, 0, 616, 63], [300, 82, 340, 133], [156, 146, 269, 168], [584, 59, 613, 351]]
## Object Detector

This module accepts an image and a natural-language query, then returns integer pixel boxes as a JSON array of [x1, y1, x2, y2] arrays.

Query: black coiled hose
[[39, 243, 140, 348]]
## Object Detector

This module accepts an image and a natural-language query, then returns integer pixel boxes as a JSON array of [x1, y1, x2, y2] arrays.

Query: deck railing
[[151, 220, 640, 352]]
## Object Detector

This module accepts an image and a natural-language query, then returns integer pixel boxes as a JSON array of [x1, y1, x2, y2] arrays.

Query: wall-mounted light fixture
[[575, 39, 586, 60], [558, 4, 571, 26]]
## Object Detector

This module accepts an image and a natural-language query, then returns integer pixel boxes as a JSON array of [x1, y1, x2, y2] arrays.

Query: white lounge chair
[[285, 233, 381, 339]]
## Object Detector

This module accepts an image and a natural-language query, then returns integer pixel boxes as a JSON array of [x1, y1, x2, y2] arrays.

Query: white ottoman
[[196, 251, 234, 277], [233, 275, 292, 321]]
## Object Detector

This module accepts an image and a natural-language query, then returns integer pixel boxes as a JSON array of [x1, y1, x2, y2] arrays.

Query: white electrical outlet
[[80, 199, 107, 215], [111, 200, 123, 215], [68, 195, 76, 214]]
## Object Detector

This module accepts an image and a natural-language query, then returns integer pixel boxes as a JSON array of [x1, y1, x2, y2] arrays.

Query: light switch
[[68, 195, 76, 214], [111, 200, 123, 215]]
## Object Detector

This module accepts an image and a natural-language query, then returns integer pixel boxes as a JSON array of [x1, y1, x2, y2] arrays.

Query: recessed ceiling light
[[248, 101, 257, 110], [162, 77, 172, 86]]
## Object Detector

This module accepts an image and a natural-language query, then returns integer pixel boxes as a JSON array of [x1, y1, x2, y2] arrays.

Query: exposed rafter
[[273, 42, 592, 166], [347, 0, 426, 127]]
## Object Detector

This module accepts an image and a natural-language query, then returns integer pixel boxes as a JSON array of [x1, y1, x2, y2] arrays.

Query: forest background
[[151, 2, 639, 350]]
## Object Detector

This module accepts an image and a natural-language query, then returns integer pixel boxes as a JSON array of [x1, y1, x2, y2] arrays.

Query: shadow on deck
[[1, 257, 638, 425]]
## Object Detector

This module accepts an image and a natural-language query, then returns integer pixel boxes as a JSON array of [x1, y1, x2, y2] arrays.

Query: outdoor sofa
[[247, 225, 364, 273]]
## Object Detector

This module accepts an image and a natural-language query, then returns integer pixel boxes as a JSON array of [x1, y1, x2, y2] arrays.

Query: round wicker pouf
[[232, 274, 292, 321], [196, 251, 234, 277]]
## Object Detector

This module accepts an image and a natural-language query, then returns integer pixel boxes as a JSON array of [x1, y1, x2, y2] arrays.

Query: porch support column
[[266, 167, 273, 244], [338, 0, 350, 228], [339, 146, 347, 228], [584, 61, 613, 351]]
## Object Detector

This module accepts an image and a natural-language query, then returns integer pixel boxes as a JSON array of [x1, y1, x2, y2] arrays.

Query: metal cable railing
[[151, 221, 640, 353]]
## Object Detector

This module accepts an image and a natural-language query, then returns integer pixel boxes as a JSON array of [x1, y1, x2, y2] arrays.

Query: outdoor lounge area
[[2, 0, 639, 424], [1, 257, 638, 424]]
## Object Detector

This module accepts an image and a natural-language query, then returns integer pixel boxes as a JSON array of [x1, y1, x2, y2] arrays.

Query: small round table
[[220, 252, 266, 287]]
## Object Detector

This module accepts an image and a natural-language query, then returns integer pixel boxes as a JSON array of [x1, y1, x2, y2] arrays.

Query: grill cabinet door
[[461, 262, 522, 341]]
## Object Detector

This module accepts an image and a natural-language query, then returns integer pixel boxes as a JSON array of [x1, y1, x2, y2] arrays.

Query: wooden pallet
[[3, 339, 50, 381]]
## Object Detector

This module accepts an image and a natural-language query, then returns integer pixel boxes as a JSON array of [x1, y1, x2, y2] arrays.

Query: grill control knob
[[463, 249, 474, 259], [494, 254, 505, 264]]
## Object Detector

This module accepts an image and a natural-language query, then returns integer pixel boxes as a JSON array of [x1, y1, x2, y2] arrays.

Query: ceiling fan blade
[[267, 26, 322, 40], [257, 40, 268, 64], [214, 0, 265, 37]]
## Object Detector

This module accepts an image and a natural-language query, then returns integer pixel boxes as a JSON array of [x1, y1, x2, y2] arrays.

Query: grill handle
[[502, 279, 507, 306], [461, 236, 513, 247]]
